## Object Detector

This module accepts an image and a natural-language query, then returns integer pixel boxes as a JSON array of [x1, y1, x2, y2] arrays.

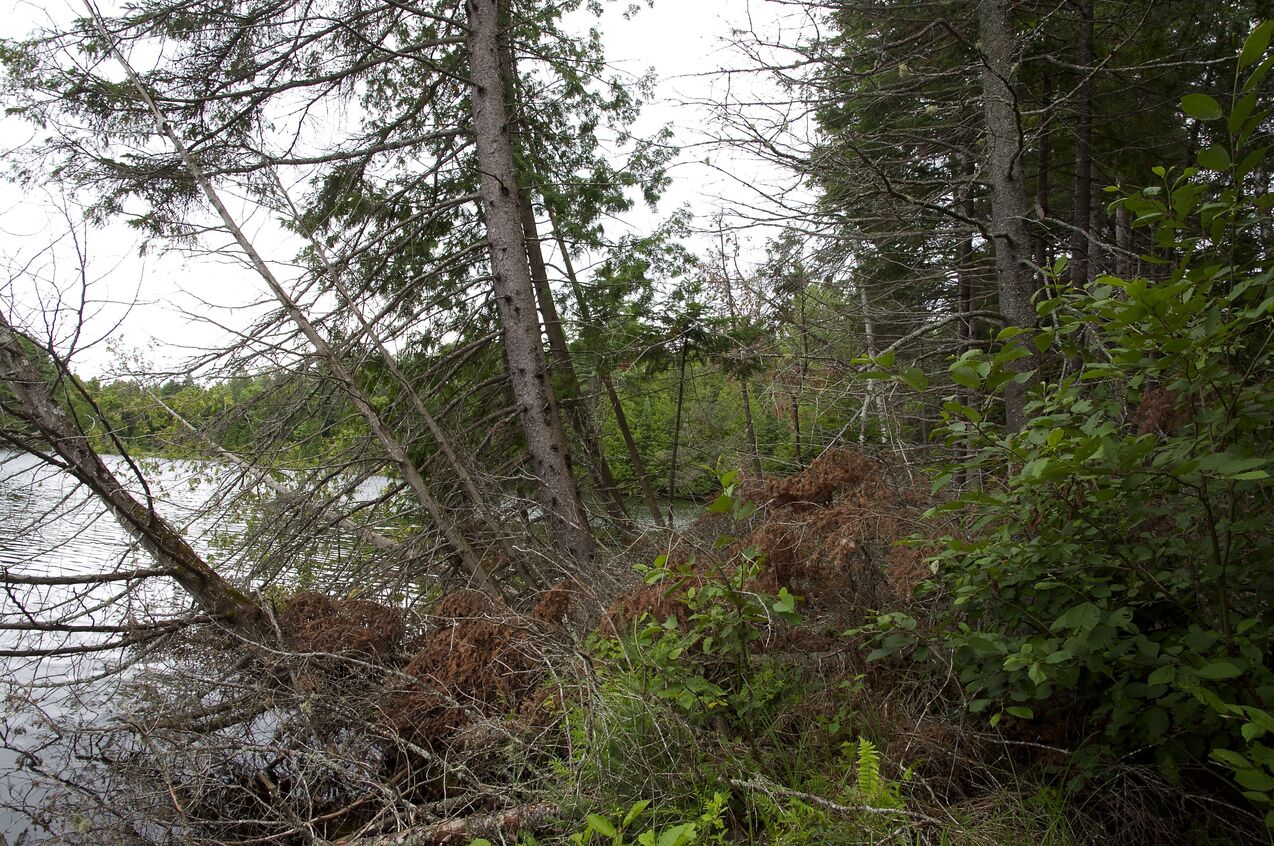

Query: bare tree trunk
[[493, 25, 628, 525], [977, 0, 1039, 432], [1069, 0, 1095, 288], [84, 2, 502, 596], [466, 0, 594, 562], [1034, 80, 1052, 285], [717, 232, 763, 476], [668, 336, 689, 524], [957, 166, 979, 486], [0, 320, 264, 636], [599, 373, 664, 526], [272, 176, 518, 561], [517, 196, 629, 523], [792, 287, 807, 467], [739, 379, 762, 476], [858, 284, 888, 445], [1115, 204, 1135, 278]]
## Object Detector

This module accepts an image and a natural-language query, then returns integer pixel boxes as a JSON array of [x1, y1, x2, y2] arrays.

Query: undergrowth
[[515, 466, 1264, 846]]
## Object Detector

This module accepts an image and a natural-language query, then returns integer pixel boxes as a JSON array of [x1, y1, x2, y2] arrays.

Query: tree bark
[[1034, 78, 1052, 285], [1069, 0, 1095, 288], [517, 195, 629, 523], [716, 235, 763, 476], [1115, 203, 1134, 278], [792, 287, 807, 467], [0, 321, 264, 637], [599, 372, 664, 526], [668, 336, 689, 523], [977, 0, 1039, 432], [493, 25, 628, 524], [858, 283, 888, 444], [466, 0, 594, 562]]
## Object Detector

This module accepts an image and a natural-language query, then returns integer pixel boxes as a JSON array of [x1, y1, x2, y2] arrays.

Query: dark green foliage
[[873, 37, 1274, 820]]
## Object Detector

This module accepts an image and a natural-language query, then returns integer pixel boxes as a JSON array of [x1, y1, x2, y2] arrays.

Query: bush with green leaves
[[616, 469, 803, 726], [874, 22, 1274, 820]]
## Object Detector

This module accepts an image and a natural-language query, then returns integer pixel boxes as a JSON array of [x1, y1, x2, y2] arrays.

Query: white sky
[[0, 0, 810, 378]]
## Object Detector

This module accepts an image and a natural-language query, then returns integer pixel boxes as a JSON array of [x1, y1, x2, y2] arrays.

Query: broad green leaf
[[1213, 748, 1252, 769], [1248, 709, 1274, 733], [1240, 20, 1274, 69], [1200, 454, 1267, 478], [655, 823, 697, 846], [706, 494, 733, 514], [1237, 769, 1274, 791], [1197, 144, 1231, 171], [623, 800, 651, 827], [950, 365, 981, 389], [1181, 93, 1223, 121], [1230, 92, 1259, 135], [1051, 602, 1101, 632], [901, 366, 929, 392], [1144, 707, 1170, 739], [1197, 660, 1243, 680]]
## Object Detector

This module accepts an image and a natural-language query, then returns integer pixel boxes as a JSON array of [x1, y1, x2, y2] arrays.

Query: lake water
[[0, 450, 397, 843], [0, 449, 696, 841]]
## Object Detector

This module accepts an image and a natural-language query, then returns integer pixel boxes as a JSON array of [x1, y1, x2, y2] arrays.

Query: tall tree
[[1, 0, 670, 571], [466, 0, 594, 560], [977, 0, 1038, 430]]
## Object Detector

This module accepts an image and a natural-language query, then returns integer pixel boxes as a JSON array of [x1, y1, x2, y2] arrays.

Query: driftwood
[[346, 802, 559, 845], [728, 778, 946, 827]]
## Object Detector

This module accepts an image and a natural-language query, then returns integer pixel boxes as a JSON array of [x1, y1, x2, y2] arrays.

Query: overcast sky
[[0, 0, 808, 378]]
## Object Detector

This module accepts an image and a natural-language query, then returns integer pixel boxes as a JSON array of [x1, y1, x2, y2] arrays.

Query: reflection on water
[[0, 450, 696, 840], [0, 450, 390, 842]]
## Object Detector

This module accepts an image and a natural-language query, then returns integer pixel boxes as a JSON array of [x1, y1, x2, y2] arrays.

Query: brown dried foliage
[[743, 449, 929, 613], [600, 449, 929, 635], [277, 590, 405, 662], [387, 591, 547, 755], [1132, 387, 1190, 436]]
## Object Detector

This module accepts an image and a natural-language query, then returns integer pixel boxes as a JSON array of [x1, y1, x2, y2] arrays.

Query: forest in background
[[0, 0, 1272, 843]]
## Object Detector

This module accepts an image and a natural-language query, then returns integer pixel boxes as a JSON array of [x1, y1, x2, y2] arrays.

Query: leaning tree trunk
[[466, 0, 594, 563], [717, 243, 763, 476], [84, 3, 502, 598], [518, 195, 630, 523], [0, 320, 264, 637], [494, 22, 629, 525], [977, 0, 1039, 432]]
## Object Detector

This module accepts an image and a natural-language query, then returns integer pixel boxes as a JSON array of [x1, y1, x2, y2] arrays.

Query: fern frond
[[855, 736, 881, 802]]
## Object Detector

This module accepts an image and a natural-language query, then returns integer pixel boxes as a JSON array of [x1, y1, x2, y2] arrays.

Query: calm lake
[[0, 449, 392, 843], [0, 450, 697, 841]]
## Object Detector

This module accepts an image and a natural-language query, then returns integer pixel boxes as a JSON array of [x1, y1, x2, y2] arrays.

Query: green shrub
[[874, 23, 1274, 820], [617, 469, 803, 728]]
